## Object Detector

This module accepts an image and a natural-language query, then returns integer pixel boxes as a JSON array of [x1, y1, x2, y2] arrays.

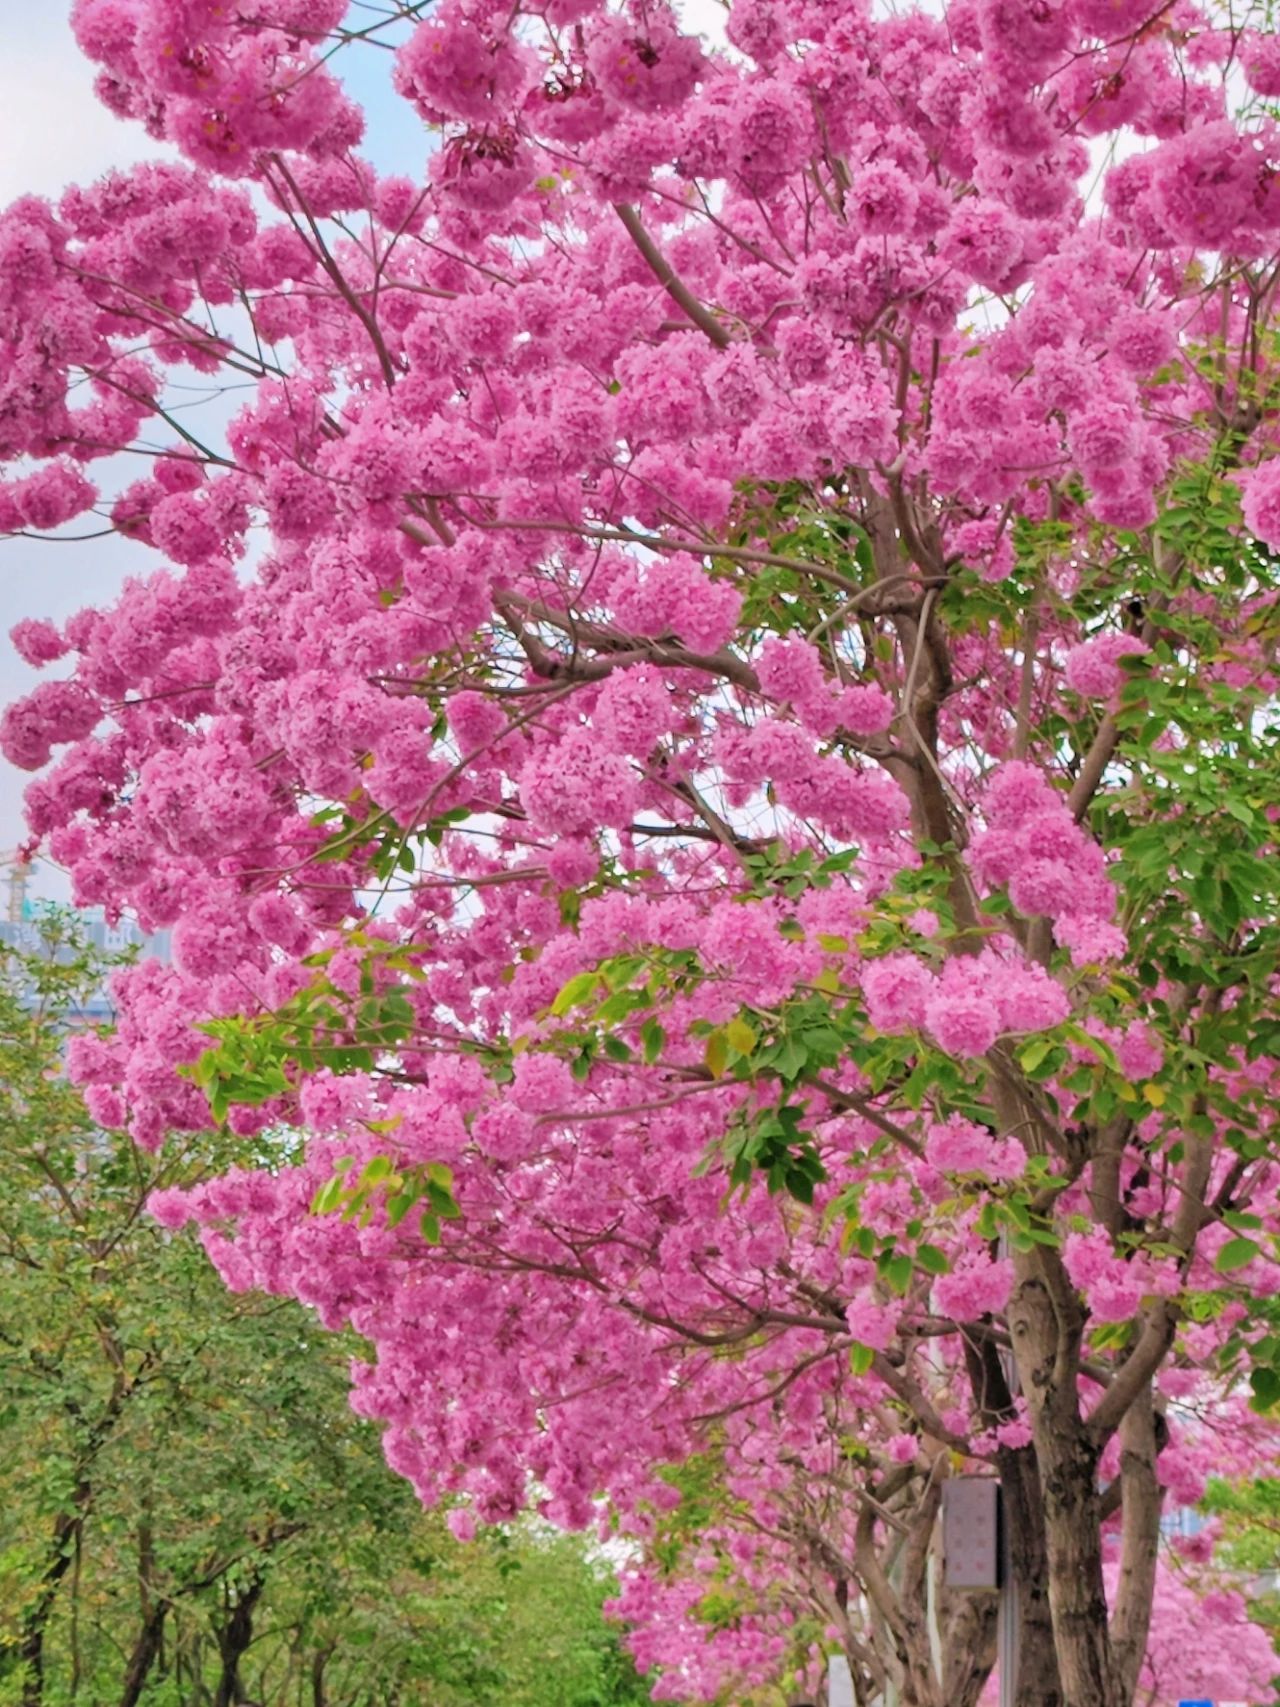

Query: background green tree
[[0, 917, 650, 1707]]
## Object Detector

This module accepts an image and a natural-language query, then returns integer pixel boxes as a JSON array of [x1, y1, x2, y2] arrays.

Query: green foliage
[[0, 920, 649, 1707]]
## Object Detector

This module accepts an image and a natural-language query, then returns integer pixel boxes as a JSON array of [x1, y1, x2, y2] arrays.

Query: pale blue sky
[[0, 1, 722, 897], [0, 3, 430, 889]]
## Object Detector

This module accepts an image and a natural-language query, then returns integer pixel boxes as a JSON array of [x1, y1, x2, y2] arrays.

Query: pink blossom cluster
[[969, 762, 1126, 965], [861, 943, 1069, 1056], [4, 0, 1280, 1697]]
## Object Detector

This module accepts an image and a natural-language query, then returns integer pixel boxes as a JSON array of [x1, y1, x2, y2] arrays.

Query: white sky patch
[[0, 2, 177, 208]]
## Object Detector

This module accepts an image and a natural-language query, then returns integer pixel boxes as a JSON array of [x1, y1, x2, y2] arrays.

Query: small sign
[[1176, 1699, 1213, 1706], [943, 1477, 1001, 1589], [828, 1654, 855, 1707]]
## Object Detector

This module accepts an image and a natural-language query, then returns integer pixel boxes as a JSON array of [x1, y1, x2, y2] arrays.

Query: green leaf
[[550, 972, 600, 1017], [1018, 1037, 1053, 1074], [915, 1243, 950, 1276], [704, 1030, 729, 1080], [726, 1017, 757, 1057], [1060, 1022, 1120, 1072], [1250, 1367, 1280, 1414], [595, 988, 648, 1026], [385, 1190, 418, 1227], [848, 1342, 875, 1376], [1215, 1236, 1261, 1273], [775, 1035, 808, 1081], [309, 1175, 346, 1216]]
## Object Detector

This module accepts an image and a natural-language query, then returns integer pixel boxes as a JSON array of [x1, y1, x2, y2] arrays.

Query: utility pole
[[997, 1486, 1018, 1707], [997, 1226, 1019, 1707]]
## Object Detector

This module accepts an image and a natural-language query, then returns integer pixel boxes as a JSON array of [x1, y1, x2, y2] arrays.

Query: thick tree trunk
[[1036, 1417, 1120, 1707], [1109, 1384, 1162, 1702], [939, 1584, 998, 1707], [1009, 1260, 1125, 1707], [1000, 1445, 1063, 1707], [964, 1330, 1065, 1706]]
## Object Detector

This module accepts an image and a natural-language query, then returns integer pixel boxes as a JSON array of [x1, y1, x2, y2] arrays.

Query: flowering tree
[[5, 0, 1280, 1702]]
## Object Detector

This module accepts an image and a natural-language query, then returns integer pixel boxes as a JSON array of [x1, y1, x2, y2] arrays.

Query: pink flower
[[934, 1253, 1013, 1321], [1116, 1022, 1163, 1080], [8, 463, 97, 530], [511, 1053, 574, 1114], [446, 1505, 477, 1542], [587, 15, 704, 111], [925, 987, 1000, 1057], [395, 16, 534, 124], [756, 636, 827, 707], [612, 555, 741, 656], [1063, 1228, 1143, 1323], [592, 664, 672, 756], [989, 959, 1070, 1033], [1243, 31, 1280, 97], [518, 730, 637, 835], [924, 1115, 991, 1173], [1062, 633, 1149, 699], [0, 681, 100, 771], [9, 618, 67, 666], [850, 162, 919, 235], [147, 1186, 195, 1229], [1055, 915, 1128, 966], [925, 1115, 1027, 1179], [995, 1417, 1033, 1450], [1069, 399, 1137, 473], [835, 683, 895, 736], [1242, 461, 1280, 552], [861, 953, 933, 1032]]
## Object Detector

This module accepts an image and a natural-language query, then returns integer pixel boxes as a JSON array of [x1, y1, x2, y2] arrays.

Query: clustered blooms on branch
[[4, 0, 1280, 1701]]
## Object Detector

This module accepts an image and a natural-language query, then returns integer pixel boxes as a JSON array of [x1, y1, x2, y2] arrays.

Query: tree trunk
[[1009, 1261, 1124, 1707], [964, 1329, 1065, 1706], [1001, 1444, 1062, 1707], [310, 1648, 330, 1707], [18, 1500, 88, 1707], [119, 1603, 170, 1707], [1036, 1415, 1121, 1707], [212, 1575, 264, 1707], [17, 1353, 140, 1707], [1108, 1383, 1163, 1702], [939, 1583, 998, 1707]]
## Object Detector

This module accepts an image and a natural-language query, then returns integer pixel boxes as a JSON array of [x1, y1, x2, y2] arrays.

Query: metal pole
[[998, 1488, 1018, 1707], [998, 1226, 1019, 1707]]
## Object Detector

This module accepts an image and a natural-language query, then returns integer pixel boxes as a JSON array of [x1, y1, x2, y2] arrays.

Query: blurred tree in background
[[0, 919, 650, 1707]]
